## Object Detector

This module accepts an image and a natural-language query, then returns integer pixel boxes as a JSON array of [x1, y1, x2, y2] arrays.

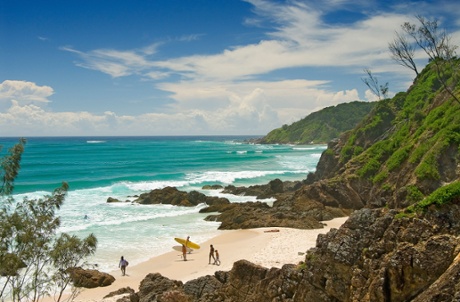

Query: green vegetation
[[412, 181, 460, 210], [334, 57, 460, 203], [0, 140, 97, 302], [397, 181, 460, 219], [259, 101, 376, 144]]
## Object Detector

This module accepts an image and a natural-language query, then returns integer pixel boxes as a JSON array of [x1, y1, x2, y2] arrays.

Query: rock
[[136, 272, 186, 302], [183, 275, 223, 300], [103, 287, 135, 298], [201, 197, 348, 230], [66, 267, 115, 288], [222, 178, 303, 199], [107, 197, 124, 203], [202, 184, 223, 190], [129, 186, 230, 207]]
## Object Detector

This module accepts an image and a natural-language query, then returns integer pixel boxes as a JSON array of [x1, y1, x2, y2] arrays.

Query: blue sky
[[1, 0, 459, 136]]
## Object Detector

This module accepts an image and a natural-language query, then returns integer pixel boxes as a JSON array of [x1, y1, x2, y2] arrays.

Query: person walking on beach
[[119, 256, 129, 276], [182, 244, 187, 261], [214, 249, 220, 266], [209, 244, 216, 264]]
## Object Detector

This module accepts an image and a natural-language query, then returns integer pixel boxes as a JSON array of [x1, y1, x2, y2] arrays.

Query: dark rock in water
[[202, 184, 224, 190], [130, 186, 230, 207], [107, 197, 122, 203], [222, 178, 303, 199], [66, 267, 115, 288]]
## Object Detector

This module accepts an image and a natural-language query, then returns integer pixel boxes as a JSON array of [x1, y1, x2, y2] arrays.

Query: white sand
[[65, 216, 348, 302]]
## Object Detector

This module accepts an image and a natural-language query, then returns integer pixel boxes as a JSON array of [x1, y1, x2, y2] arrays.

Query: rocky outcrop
[[66, 267, 115, 288], [200, 178, 351, 229], [132, 186, 230, 207], [201, 200, 347, 230], [130, 273, 187, 302], [222, 178, 304, 199]]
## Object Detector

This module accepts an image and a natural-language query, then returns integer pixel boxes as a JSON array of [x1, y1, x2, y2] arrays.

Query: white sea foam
[[184, 170, 290, 185], [87, 140, 106, 144]]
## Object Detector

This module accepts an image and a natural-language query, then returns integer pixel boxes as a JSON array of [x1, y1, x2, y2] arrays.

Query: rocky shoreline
[[106, 178, 349, 230]]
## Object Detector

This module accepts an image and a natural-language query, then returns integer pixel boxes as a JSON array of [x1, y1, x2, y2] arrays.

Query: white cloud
[[0, 77, 364, 136], [61, 44, 159, 78], [0, 80, 54, 104]]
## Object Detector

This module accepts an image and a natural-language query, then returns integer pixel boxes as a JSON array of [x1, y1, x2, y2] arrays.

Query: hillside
[[307, 61, 460, 209], [256, 101, 376, 144]]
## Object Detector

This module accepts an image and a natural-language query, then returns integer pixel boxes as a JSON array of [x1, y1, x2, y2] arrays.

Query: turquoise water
[[0, 136, 326, 272]]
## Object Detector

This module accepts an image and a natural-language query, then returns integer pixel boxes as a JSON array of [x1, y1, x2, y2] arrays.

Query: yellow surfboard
[[174, 237, 200, 250]]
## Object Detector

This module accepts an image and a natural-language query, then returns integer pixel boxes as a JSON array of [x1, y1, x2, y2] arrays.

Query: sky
[[1, 0, 459, 137]]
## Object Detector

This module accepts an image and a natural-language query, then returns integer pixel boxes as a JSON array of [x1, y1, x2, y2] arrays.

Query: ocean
[[0, 136, 326, 273]]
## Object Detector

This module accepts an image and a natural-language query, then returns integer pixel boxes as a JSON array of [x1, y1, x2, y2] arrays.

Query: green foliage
[[406, 185, 424, 203], [404, 181, 460, 214], [415, 154, 440, 180], [0, 140, 97, 302], [324, 148, 335, 156], [357, 158, 381, 179], [260, 101, 376, 144], [373, 170, 388, 184], [387, 145, 411, 171], [0, 138, 25, 195]]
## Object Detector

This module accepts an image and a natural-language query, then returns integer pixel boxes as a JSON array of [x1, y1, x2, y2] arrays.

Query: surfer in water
[[209, 244, 216, 264]]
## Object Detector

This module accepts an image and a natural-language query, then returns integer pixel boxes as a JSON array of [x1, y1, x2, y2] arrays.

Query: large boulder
[[134, 272, 187, 302], [66, 267, 115, 288]]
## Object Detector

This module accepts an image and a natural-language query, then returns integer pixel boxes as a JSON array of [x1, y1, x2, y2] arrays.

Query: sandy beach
[[72, 216, 348, 301]]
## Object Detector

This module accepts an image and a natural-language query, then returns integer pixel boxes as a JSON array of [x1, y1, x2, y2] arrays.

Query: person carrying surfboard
[[181, 244, 187, 261], [209, 244, 216, 264], [186, 236, 190, 247]]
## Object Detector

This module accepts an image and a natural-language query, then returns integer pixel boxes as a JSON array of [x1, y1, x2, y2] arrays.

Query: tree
[[0, 140, 97, 302], [394, 15, 459, 104], [362, 68, 389, 100], [388, 31, 419, 77], [0, 138, 25, 196]]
